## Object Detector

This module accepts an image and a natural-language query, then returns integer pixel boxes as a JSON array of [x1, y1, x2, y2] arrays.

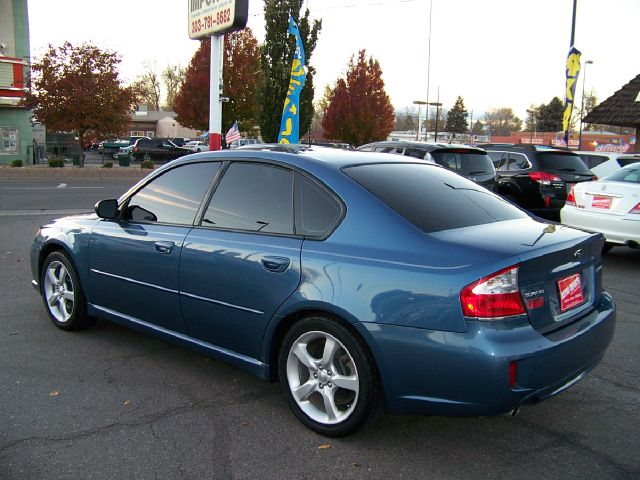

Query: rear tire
[[278, 316, 379, 437], [40, 251, 93, 330]]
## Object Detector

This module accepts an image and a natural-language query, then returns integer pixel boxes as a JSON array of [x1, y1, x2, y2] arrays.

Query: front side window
[[487, 151, 507, 170], [125, 162, 220, 225], [202, 163, 294, 235], [604, 166, 640, 183]]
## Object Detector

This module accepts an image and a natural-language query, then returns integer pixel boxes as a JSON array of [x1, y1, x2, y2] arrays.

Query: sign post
[[188, 0, 249, 150]]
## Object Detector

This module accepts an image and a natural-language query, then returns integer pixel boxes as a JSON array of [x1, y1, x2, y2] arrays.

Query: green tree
[[536, 97, 564, 132], [484, 107, 522, 136], [444, 96, 468, 140], [162, 64, 185, 111], [322, 50, 395, 146], [25, 42, 137, 167], [524, 105, 538, 132], [132, 62, 161, 110], [260, 1, 321, 142], [395, 107, 417, 132], [312, 83, 331, 130], [471, 120, 484, 135]]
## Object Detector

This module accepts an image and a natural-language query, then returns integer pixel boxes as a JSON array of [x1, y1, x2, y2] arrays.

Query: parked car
[[561, 162, 640, 252], [357, 141, 498, 190], [131, 138, 191, 161], [98, 139, 129, 156], [574, 151, 640, 179], [183, 140, 209, 153], [228, 138, 262, 149], [31, 146, 615, 437], [482, 144, 596, 219]]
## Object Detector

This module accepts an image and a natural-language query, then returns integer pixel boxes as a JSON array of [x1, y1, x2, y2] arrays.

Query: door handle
[[261, 256, 290, 273], [155, 241, 174, 254]]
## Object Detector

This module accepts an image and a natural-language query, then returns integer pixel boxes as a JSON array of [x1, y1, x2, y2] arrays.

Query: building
[[128, 109, 200, 139], [0, 0, 31, 164]]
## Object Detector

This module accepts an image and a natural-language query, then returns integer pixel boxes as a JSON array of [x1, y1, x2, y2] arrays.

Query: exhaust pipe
[[503, 407, 520, 418]]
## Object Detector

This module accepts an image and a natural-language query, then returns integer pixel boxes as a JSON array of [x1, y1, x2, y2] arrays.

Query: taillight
[[134, 147, 138, 152], [592, 176, 598, 181], [566, 186, 576, 206], [528, 171, 561, 185], [630, 202, 640, 214], [461, 265, 526, 318]]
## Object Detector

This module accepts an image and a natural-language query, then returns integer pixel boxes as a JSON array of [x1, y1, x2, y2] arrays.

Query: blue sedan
[[31, 146, 616, 436]]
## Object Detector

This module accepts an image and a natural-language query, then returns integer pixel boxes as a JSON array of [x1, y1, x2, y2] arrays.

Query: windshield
[[429, 150, 495, 176], [344, 163, 525, 233], [537, 153, 591, 174]]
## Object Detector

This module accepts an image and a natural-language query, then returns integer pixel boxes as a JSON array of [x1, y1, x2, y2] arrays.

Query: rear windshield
[[344, 163, 526, 233], [537, 153, 591, 174], [429, 150, 494, 175], [604, 165, 640, 183]]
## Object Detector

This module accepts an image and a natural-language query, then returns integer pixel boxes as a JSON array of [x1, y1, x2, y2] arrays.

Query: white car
[[561, 162, 640, 251], [183, 140, 209, 153], [575, 151, 640, 178]]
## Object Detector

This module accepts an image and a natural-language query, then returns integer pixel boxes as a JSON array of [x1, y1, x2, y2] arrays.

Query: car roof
[[156, 144, 431, 175], [359, 140, 485, 153]]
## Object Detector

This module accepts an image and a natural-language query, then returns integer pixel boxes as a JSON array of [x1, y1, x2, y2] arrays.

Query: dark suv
[[357, 141, 498, 190], [481, 144, 595, 219], [131, 138, 191, 162]]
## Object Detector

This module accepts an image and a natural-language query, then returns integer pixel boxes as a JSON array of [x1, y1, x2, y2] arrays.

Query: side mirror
[[95, 199, 118, 219]]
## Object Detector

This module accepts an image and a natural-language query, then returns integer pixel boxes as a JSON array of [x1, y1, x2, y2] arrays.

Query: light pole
[[578, 59, 593, 150], [413, 100, 427, 140], [429, 102, 442, 142]]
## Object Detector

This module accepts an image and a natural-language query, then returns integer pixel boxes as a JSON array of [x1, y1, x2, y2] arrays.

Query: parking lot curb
[[0, 166, 151, 180]]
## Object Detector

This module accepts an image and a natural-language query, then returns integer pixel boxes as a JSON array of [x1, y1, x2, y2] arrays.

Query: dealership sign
[[188, 0, 248, 39]]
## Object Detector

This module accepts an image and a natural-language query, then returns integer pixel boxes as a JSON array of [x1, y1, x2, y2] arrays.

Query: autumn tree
[[260, 0, 321, 142], [312, 84, 331, 130], [25, 42, 137, 167], [223, 28, 261, 134], [484, 107, 522, 136], [162, 64, 185, 111], [174, 39, 210, 131], [322, 50, 395, 146], [444, 96, 468, 140], [175, 29, 261, 135], [132, 62, 161, 110]]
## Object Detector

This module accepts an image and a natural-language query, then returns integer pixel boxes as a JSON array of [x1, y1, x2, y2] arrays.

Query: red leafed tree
[[25, 42, 137, 166], [321, 50, 395, 146], [174, 29, 261, 135]]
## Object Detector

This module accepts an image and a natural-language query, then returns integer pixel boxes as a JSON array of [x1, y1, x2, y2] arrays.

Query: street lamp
[[429, 102, 442, 142], [578, 60, 594, 150], [413, 100, 427, 140]]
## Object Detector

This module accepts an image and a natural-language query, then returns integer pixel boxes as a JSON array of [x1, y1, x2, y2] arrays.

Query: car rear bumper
[[561, 207, 640, 245], [356, 291, 615, 416]]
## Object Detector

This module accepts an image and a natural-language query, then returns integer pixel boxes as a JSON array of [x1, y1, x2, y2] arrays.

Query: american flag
[[225, 121, 241, 144]]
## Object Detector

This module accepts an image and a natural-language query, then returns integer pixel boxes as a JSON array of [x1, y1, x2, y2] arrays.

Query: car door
[[179, 162, 303, 358], [88, 161, 221, 333]]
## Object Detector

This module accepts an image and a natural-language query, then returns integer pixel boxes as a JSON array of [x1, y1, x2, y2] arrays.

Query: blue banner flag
[[563, 46, 581, 144], [278, 17, 307, 144]]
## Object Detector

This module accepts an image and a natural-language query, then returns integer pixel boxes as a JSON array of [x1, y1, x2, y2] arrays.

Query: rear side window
[[404, 147, 428, 160], [202, 163, 294, 235], [375, 146, 404, 154], [579, 154, 608, 168], [537, 153, 591, 173], [295, 174, 342, 237], [618, 157, 640, 167], [345, 163, 526, 233]]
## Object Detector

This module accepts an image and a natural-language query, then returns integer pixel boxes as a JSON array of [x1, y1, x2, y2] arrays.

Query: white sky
[[28, 0, 640, 121]]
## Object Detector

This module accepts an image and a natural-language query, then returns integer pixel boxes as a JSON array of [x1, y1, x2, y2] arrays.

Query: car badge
[[574, 249, 583, 259], [601, 185, 607, 192]]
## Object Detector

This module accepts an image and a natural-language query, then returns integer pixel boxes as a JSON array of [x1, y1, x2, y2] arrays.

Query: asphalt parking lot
[[1, 174, 638, 479]]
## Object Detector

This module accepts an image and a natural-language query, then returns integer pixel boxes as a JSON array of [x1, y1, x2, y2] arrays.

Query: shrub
[[102, 162, 113, 168], [11, 159, 23, 167], [140, 160, 154, 169], [48, 157, 64, 168]]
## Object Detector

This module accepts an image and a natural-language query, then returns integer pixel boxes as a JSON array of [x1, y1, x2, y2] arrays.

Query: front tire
[[278, 316, 379, 437], [40, 251, 93, 330]]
